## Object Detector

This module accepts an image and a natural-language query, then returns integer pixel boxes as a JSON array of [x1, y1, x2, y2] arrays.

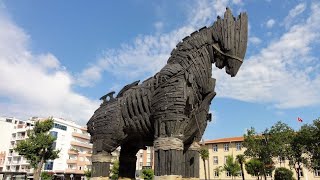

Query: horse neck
[[168, 46, 213, 91]]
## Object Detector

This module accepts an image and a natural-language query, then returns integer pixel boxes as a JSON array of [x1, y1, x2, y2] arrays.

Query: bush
[[141, 169, 154, 180], [84, 170, 91, 179], [41, 172, 53, 180], [274, 167, 294, 180]]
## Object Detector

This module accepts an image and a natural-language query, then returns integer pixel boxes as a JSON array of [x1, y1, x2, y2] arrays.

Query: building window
[[139, 162, 143, 167], [224, 156, 228, 164], [224, 144, 229, 151], [213, 144, 218, 152], [51, 142, 56, 149], [226, 171, 231, 177], [314, 169, 320, 176], [54, 123, 67, 131], [214, 170, 219, 177], [213, 156, 218, 164], [236, 142, 242, 151], [50, 131, 58, 138], [44, 162, 53, 170]]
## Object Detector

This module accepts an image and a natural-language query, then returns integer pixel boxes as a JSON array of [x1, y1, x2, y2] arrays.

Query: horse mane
[[168, 8, 248, 65]]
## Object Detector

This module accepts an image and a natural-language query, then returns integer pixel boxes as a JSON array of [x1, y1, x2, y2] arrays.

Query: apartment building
[[33, 117, 93, 177], [200, 136, 320, 180], [0, 116, 95, 179], [0, 117, 34, 173], [135, 146, 154, 177]]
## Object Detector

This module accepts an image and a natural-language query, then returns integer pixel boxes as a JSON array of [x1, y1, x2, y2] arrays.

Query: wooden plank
[[131, 90, 140, 116], [235, 16, 240, 57], [239, 13, 248, 58]]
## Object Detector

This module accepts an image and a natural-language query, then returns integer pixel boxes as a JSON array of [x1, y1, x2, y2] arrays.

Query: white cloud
[[266, 19, 275, 28], [283, 3, 306, 28], [213, 2, 320, 108], [77, 1, 320, 111], [77, 0, 235, 86], [249, 36, 262, 45], [154, 21, 164, 32], [0, 11, 99, 124], [232, 0, 242, 5]]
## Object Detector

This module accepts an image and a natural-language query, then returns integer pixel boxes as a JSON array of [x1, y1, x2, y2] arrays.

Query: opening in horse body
[[87, 7, 248, 179]]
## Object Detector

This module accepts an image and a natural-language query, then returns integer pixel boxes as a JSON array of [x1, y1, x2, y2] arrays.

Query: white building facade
[[0, 116, 93, 178], [0, 117, 34, 173]]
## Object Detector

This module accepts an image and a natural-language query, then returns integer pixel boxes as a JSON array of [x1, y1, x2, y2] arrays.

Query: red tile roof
[[204, 136, 244, 144]]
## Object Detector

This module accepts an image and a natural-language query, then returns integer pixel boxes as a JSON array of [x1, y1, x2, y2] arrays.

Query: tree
[[199, 147, 209, 180], [274, 167, 294, 180], [245, 158, 263, 180], [287, 125, 312, 180], [243, 127, 274, 180], [141, 168, 154, 180], [268, 121, 295, 167], [110, 160, 119, 180], [223, 155, 240, 179], [236, 154, 246, 180], [306, 118, 320, 170], [84, 170, 91, 180], [14, 118, 59, 180]]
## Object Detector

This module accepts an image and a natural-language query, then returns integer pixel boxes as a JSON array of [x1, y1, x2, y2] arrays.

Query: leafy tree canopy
[[199, 147, 209, 160], [141, 168, 154, 180], [245, 158, 263, 177], [14, 118, 60, 180], [224, 155, 240, 178], [274, 167, 294, 180], [111, 160, 119, 180]]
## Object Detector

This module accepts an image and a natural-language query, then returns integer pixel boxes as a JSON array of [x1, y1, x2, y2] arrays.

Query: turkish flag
[[298, 117, 303, 122]]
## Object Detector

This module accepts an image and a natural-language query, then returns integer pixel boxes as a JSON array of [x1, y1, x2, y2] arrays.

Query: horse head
[[208, 7, 248, 77]]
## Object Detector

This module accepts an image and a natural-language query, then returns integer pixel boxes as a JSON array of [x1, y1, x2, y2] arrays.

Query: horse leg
[[91, 138, 117, 180], [118, 144, 140, 179], [154, 136, 184, 177], [152, 74, 188, 177], [183, 142, 200, 179]]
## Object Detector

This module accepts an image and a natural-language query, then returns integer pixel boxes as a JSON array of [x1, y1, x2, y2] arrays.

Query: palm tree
[[199, 147, 209, 180], [236, 154, 246, 180]]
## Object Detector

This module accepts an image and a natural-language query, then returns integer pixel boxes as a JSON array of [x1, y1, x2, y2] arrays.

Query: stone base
[[90, 177, 109, 180], [155, 175, 182, 180], [181, 178, 199, 180]]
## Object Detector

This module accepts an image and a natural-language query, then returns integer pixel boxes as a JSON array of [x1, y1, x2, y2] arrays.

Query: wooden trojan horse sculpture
[[87, 8, 248, 180]]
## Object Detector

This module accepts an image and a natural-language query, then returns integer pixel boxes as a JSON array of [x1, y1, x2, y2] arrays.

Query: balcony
[[65, 169, 84, 174], [72, 132, 90, 140], [12, 152, 21, 156], [70, 141, 92, 149], [8, 152, 20, 157], [66, 159, 77, 164], [19, 168, 32, 173], [83, 151, 92, 157], [68, 149, 79, 155], [16, 136, 26, 140]]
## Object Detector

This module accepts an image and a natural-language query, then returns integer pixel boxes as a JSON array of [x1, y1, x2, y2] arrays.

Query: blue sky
[[0, 0, 319, 140]]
